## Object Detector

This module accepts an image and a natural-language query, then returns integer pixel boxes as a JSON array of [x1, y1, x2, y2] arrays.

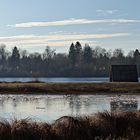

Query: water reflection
[[67, 95, 83, 116], [0, 94, 139, 122], [111, 100, 138, 112]]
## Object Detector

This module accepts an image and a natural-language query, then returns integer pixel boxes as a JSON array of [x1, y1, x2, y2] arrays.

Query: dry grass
[[0, 111, 140, 139], [0, 82, 140, 94]]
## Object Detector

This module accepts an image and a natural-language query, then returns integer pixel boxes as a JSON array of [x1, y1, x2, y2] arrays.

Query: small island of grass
[[0, 82, 139, 94]]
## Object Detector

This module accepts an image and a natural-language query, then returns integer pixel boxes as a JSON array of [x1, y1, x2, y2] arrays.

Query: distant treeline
[[0, 42, 139, 77]]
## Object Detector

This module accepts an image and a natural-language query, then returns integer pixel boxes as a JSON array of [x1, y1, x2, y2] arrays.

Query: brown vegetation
[[0, 111, 140, 139], [0, 82, 139, 94]]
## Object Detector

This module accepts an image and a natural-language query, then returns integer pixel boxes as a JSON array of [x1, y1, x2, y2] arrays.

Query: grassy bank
[[0, 82, 140, 94], [0, 111, 140, 140]]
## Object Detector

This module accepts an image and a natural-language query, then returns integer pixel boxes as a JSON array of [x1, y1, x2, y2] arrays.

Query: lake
[[0, 94, 139, 122], [0, 77, 109, 83], [0, 77, 139, 122], [0, 77, 140, 83]]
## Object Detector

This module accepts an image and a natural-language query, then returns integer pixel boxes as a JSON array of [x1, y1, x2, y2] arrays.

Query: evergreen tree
[[134, 49, 140, 63], [10, 46, 20, 70], [75, 41, 82, 64], [68, 43, 76, 65], [83, 44, 92, 63], [0, 44, 6, 67]]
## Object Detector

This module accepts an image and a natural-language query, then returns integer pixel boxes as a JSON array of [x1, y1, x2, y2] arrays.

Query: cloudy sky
[[0, 0, 140, 53]]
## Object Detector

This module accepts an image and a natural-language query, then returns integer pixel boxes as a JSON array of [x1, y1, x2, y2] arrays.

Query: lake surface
[[0, 77, 109, 83], [0, 94, 139, 122], [0, 77, 140, 83]]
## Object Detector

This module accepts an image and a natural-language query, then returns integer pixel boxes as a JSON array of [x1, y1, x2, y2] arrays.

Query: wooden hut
[[110, 65, 138, 82]]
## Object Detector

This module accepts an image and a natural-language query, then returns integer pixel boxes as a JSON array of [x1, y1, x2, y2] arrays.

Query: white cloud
[[0, 32, 129, 42], [96, 10, 118, 16], [9, 18, 140, 28], [0, 32, 129, 51]]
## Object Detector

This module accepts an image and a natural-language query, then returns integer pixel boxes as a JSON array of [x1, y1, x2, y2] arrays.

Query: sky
[[0, 0, 140, 54]]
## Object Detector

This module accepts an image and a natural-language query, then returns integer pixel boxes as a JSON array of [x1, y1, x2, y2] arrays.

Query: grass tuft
[[0, 111, 140, 139]]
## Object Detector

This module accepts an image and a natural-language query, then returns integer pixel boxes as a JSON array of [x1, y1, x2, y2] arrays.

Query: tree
[[83, 44, 92, 63], [43, 46, 56, 60], [68, 43, 76, 65], [75, 41, 82, 64], [75, 41, 82, 53], [20, 50, 28, 58], [93, 46, 107, 58], [10, 46, 20, 70], [113, 49, 124, 58], [0, 44, 7, 67], [134, 49, 140, 64], [133, 49, 140, 75], [112, 49, 125, 64]]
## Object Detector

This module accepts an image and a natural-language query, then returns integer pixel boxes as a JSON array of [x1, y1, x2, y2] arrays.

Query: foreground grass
[[1, 111, 140, 140], [0, 82, 140, 94]]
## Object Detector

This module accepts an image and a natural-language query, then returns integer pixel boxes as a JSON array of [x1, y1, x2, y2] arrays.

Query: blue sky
[[0, 0, 140, 53]]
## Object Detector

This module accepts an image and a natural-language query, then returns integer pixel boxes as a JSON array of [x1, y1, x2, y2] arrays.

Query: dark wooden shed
[[110, 65, 138, 82]]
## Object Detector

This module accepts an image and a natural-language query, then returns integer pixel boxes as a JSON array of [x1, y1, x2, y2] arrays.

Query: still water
[[0, 77, 140, 83], [0, 94, 139, 122], [0, 77, 109, 83]]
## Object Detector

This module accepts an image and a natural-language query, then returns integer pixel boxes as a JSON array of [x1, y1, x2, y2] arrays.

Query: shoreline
[[0, 82, 139, 94]]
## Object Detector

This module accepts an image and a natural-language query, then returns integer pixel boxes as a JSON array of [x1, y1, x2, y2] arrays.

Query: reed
[[0, 111, 140, 139]]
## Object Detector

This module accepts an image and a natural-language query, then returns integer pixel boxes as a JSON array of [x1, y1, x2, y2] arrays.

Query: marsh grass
[[0, 111, 140, 139], [0, 82, 140, 94]]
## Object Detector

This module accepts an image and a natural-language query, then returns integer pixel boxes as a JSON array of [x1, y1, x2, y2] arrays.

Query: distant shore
[[0, 82, 140, 94]]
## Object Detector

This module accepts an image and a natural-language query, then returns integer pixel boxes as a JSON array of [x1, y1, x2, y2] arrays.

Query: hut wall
[[110, 65, 138, 82]]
